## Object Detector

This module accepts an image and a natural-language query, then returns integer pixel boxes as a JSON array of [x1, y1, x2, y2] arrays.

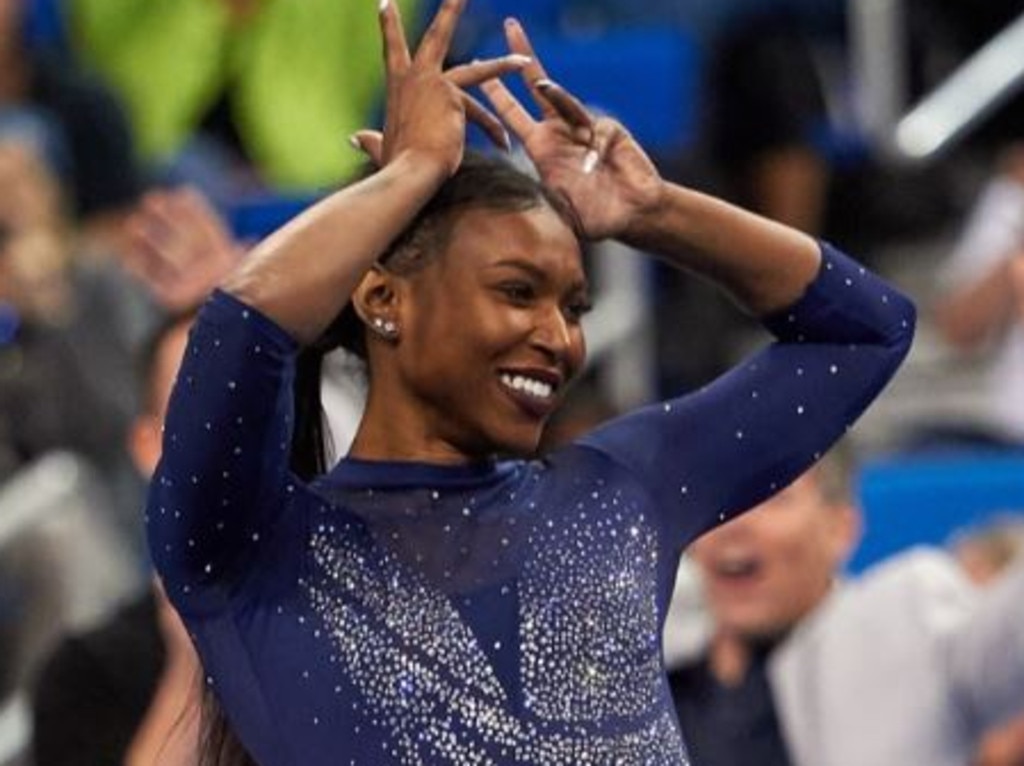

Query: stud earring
[[371, 316, 399, 340]]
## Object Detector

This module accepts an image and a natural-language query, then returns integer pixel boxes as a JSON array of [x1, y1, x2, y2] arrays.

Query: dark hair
[[198, 690, 256, 766], [290, 150, 579, 481], [199, 151, 578, 765]]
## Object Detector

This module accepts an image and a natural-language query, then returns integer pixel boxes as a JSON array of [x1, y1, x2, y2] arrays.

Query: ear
[[128, 414, 163, 479], [351, 265, 403, 340], [828, 501, 863, 567]]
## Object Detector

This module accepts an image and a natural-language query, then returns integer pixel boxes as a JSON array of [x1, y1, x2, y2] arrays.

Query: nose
[[530, 303, 583, 371]]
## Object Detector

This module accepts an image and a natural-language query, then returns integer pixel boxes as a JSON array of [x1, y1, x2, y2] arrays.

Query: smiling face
[[356, 202, 588, 462], [690, 468, 860, 642]]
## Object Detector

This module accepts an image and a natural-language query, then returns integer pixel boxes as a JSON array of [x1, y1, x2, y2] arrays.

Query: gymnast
[[146, 1, 916, 763]]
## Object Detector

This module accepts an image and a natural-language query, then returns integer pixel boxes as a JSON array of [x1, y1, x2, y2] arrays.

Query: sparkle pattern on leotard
[[520, 481, 662, 723], [306, 487, 687, 765], [148, 244, 915, 765]]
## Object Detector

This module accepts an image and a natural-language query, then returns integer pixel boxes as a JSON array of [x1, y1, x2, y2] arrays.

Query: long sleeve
[[580, 243, 915, 549], [146, 290, 301, 615]]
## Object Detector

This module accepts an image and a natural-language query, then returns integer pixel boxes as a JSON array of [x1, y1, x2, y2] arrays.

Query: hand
[[971, 712, 1024, 766], [480, 19, 664, 241], [350, 0, 530, 178], [122, 187, 243, 312]]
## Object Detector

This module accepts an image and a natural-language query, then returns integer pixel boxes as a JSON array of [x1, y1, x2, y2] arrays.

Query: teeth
[[500, 373, 554, 400]]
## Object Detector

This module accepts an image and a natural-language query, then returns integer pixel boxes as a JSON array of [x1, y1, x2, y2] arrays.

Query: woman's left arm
[[485, 20, 916, 547]]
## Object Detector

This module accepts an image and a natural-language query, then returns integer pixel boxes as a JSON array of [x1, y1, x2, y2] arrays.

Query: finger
[[462, 93, 511, 151], [349, 130, 384, 166], [582, 118, 619, 174], [379, 0, 411, 73], [415, 0, 466, 69], [446, 54, 532, 89], [535, 79, 594, 136], [504, 17, 557, 119], [480, 77, 537, 142]]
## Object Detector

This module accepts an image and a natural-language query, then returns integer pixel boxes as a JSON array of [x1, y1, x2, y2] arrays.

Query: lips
[[498, 367, 563, 419], [708, 553, 764, 584]]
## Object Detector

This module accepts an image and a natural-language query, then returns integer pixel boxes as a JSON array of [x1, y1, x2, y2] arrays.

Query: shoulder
[[787, 548, 974, 652], [850, 548, 973, 611]]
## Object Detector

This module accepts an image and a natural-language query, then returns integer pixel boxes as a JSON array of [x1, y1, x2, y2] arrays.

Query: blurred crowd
[[1, 0, 1023, 763]]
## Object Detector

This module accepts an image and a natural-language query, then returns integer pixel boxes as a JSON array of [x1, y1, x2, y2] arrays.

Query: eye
[[563, 298, 593, 323], [497, 281, 536, 304]]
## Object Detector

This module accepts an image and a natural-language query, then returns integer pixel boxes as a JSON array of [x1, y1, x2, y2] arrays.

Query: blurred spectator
[[0, 130, 256, 535], [648, 4, 840, 395], [31, 316, 200, 766], [0, 139, 127, 488], [936, 145, 1024, 445], [954, 517, 1024, 766], [0, 0, 143, 252], [954, 516, 1024, 587], [28, 190, 239, 765], [31, 187, 364, 765], [666, 449, 1024, 766], [694, 8, 836, 236], [68, 0, 422, 195]]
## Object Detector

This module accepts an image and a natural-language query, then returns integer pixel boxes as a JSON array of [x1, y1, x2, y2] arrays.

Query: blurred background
[[1, 0, 1023, 763]]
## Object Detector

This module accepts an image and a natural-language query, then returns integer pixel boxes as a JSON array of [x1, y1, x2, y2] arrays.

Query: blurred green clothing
[[70, 0, 421, 190]]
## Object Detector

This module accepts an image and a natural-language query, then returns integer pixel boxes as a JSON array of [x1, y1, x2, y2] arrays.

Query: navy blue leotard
[[147, 243, 914, 765]]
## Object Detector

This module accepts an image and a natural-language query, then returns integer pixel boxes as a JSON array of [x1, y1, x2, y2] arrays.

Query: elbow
[[887, 294, 917, 359]]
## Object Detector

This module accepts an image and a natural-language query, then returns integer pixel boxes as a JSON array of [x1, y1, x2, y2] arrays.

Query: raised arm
[[147, 0, 531, 605], [482, 20, 914, 546], [222, 0, 528, 344], [481, 18, 820, 317]]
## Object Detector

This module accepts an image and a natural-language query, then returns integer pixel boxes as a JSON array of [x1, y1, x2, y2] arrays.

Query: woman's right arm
[[222, 0, 525, 345], [221, 154, 449, 344]]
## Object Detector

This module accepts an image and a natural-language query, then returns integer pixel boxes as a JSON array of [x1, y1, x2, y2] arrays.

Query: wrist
[[619, 179, 677, 249], [386, 149, 456, 195]]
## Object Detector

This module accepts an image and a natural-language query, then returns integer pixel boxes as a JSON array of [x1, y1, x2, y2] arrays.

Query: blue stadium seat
[[850, 451, 1024, 572], [21, 0, 68, 52], [473, 26, 703, 157], [226, 195, 319, 243]]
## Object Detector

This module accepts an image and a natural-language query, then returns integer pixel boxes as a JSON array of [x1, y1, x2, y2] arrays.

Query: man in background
[[669, 449, 1024, 766]]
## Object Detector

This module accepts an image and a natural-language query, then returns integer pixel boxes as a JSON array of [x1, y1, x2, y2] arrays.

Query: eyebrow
[[487, 258, 590, 295]]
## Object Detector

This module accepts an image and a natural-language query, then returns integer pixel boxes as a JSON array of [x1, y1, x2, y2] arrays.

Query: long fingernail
[[508, 54, 532, 66], [348, 134, 363, 151], [535, 78, 554, 90], [582, 149, 599, 174], [379, 0, 389, 13], [502, 128, 512, 152]]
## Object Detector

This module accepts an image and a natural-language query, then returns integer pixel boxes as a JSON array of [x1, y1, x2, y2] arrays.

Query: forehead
[[439, 205, 584, 282]]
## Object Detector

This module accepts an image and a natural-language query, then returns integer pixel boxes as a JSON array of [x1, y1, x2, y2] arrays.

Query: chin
[[487, 423, 546, 458], [730, 618, 793, 644]]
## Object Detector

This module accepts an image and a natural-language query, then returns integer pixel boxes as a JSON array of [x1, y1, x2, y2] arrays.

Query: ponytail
[[197, 687, 258, 766]]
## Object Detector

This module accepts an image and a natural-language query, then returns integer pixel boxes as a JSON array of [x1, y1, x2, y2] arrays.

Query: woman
[[147, 1, 915, 763]]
